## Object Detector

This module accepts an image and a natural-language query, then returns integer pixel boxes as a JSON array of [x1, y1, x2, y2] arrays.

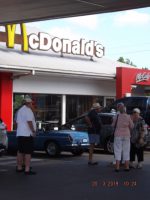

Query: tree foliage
[[14, 95, 24, 111], [117, 57, 137, 67]]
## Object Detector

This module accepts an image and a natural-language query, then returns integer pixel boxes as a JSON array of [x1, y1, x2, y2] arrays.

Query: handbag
[[110, 114, 119, 142]]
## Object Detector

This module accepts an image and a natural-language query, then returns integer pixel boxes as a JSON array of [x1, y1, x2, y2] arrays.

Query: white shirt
[[16, 105, 36, 137]]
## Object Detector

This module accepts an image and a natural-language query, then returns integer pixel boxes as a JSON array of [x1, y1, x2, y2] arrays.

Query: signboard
[[0, 24, 105, 58], [135, 72, 150, 83]]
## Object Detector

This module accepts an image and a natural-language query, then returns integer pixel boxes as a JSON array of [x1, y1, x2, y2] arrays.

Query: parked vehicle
[[7, 129, 89, 157], [0, 119, 8, 156], [62, 112, 115, 153], [62, 111, 150, 153], [102, 96, 150, 124]]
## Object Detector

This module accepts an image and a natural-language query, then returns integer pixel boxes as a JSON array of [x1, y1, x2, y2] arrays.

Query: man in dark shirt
[[85, 103, 102, 165]]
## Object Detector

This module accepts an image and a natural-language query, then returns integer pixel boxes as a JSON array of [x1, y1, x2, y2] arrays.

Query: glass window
[[13, 93, 61, 130], [66, 95, 104, 121]]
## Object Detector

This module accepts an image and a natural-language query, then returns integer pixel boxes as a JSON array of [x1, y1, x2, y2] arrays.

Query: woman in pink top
[[112, 103, 134, 172]]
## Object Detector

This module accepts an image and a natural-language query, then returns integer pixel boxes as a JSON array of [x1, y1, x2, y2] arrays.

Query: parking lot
[[0, 150, 150, 200]]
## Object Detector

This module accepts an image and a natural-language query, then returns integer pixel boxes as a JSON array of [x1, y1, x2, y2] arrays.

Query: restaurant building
[[0, 24, 149, 130]]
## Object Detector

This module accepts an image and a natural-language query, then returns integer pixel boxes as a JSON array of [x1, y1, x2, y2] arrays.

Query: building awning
[[0, 42, 133, 80], [0, 0, 150, 24]]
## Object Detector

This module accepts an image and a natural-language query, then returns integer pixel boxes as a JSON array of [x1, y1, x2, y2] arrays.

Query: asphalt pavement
[[0, 151, 150, 200]]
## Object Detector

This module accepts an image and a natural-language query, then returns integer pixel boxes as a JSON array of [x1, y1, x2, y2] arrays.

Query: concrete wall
[[13, 75, 116, 96]]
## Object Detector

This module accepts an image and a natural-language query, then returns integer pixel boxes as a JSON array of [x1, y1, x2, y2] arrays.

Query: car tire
[[71, 149, 83, 156], [45, 141, 60, 157], [104, 136, 114, 154]]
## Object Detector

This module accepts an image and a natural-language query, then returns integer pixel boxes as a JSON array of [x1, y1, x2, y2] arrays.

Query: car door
[[99, 114, 114, 145]]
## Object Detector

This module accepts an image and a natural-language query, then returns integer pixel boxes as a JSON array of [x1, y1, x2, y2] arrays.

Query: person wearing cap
[[112, 102, 134, 172], [85, 102, 102, 165], [16, 95, 36, 175], [130, 108, 146, 169]]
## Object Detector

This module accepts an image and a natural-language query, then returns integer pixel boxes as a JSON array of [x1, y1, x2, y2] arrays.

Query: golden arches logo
[[5, 23, 29, 52], [0, 23, 104, 58]]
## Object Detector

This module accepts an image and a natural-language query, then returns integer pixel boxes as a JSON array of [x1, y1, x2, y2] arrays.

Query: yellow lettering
[[5, 23, 29, 52], [6, 24, 16, 48], [21, 23, 29, 52]]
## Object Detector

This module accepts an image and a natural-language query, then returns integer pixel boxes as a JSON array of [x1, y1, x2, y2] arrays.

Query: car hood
[[57, 130, 88, 138]]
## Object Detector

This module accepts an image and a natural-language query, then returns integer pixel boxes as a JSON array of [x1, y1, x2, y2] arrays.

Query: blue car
[[63, 112, 115, 153], [7, 129, 89, 157]]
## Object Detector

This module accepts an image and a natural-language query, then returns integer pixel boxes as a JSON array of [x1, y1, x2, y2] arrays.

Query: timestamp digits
[[91, 180, 137, 188]]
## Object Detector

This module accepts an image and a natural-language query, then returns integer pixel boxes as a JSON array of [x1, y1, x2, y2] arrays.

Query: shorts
[[88, 134, 100, 145], [17, 136, 34, 154]]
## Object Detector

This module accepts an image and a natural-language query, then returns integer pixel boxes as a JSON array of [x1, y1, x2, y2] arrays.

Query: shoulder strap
[[114, 114, 119, 131]]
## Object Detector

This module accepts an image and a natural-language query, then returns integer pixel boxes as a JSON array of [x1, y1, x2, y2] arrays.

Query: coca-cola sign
[[136, 72, 150, 83]]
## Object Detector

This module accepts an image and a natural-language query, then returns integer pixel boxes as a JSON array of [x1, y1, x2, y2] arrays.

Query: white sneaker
[[137, 162, 143, 169], [129, 162, 136, 169]]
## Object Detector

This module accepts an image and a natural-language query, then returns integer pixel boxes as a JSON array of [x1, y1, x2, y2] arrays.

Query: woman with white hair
[[130, 108, 146, 169], [112, 102, 134, 172]]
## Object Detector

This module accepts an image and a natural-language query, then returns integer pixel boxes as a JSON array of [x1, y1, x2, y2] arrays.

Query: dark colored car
[[62, 112, 115, 153], [0, 123, 8, 156], [7, 129, 89, 157], [62, 111, 150, 153], [0, 143, 7, 156], [102, 96, 150, 125]]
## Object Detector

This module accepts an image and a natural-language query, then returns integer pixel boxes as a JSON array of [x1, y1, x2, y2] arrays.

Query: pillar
[[0, 72, 13, 130], [61, 94, 66, 125]]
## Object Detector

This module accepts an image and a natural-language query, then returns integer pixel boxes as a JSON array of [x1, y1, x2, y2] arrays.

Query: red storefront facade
[[116, 67, 150, 99], [0, 72, 13, 130]]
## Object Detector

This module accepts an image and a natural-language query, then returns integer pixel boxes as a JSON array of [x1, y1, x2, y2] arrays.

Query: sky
[[26, 7, 150, 69]]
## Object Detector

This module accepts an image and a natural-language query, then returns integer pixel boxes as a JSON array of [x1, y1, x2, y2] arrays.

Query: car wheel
[[45, 141, 60, 157], [104, 137, 114, 154], [71, 149, 83, 156]]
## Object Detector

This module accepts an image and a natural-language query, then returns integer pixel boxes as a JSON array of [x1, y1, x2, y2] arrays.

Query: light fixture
[[131, 85, 137, 89]]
